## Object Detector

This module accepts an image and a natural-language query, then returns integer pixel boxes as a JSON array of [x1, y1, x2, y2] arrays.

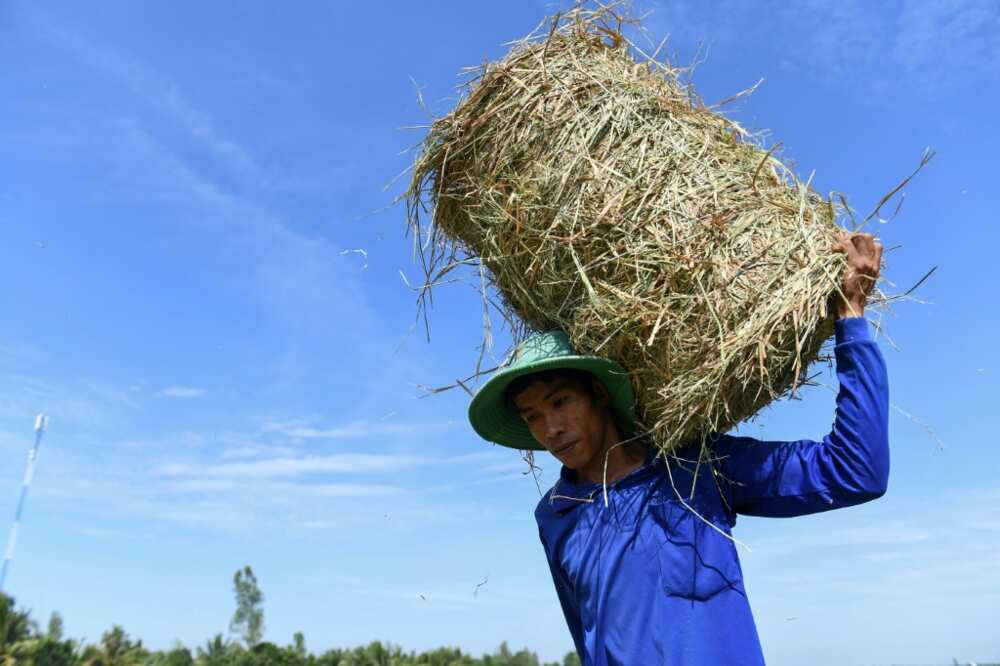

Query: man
[[467, 233, 887, 665]]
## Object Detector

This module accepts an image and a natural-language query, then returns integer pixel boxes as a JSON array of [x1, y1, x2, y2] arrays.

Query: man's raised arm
[[710, 232, 890, 518], [711, 315, 889, 517]]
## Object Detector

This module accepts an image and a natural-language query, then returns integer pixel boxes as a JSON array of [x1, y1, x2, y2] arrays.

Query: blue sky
[[1, 1, 997, 664]]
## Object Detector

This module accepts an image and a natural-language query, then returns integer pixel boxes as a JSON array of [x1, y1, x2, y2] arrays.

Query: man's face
[[513, 375, 614, 471]]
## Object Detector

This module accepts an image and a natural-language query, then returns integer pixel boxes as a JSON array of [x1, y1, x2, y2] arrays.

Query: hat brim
[[468, 354, 636, 451]]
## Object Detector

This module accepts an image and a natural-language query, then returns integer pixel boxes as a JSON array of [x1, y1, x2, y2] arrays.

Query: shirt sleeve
[[710, 316, 890, 517], [539, 529, 586, 661]]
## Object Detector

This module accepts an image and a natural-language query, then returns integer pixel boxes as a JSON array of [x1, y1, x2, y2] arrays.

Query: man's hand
[[832, 231, 882, 319]]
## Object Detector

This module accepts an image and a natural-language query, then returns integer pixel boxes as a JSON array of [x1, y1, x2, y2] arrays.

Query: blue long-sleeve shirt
[[534, 317, 889, 665]]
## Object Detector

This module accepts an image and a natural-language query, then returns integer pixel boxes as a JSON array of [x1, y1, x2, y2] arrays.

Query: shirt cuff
[[835, 316, 871, 344]]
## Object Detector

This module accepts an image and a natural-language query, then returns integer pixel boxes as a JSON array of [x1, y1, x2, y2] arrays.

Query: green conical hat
[[468, 331, 636, 450]]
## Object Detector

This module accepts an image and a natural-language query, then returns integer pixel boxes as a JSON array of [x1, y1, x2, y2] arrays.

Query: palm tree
[[79, 625, 147, 666], [197, 633, 237, 665], [0, 593, 35, 664]]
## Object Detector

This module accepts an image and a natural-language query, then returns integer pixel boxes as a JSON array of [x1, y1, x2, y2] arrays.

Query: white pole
[[0, 413, 48, 592]]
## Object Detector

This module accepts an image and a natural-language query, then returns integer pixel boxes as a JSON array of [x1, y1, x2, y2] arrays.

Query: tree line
[[0, 565, 580, 666]]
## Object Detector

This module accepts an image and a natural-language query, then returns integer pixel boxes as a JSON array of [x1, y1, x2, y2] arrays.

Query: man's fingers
[[850, 232, 877, 257], [832, 232, 854, 254], [832, 232, 882, 281]]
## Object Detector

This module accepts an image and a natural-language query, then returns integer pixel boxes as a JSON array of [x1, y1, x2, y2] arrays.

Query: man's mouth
[[552, 440, 578, 455]]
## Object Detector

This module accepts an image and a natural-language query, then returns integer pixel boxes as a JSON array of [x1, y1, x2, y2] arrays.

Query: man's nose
[[545, 418, 565, 441]]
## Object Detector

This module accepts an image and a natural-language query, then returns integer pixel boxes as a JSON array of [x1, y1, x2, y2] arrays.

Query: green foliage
[[197, 633, 237, 666], [48, 611, 66, 641], [1, 590, 584, 666], [150, 644, 195, 666], [23, 636, 77, 666], [78, 624, 148, 666], [1, 592, 34, 649], [1, 592, 38, 665], [292, 631, 306, 656], [229, 566, 264, 647]]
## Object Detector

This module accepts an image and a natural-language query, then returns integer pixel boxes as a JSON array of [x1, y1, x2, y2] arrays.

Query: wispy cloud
[[479, 459, 536, 475], [160, 478, 401, 497], [862, 552, 907, 563], [0, 341, 48, 369], [0, 373, 140, 430], [154, 385, 207, 398], [41, 18, 266, 185], [153, 453, 425, 479], [742, 486, 1000, 606], [425, 474, 539, 495], [218, 444, 298, 460], [151, 445, 514, 481], [967, 520, 1000, 532], [893, 0, 1000, 81], [1, 14, 516, 542], [27, 9, 382, 342], [753, 520, 932, 556], [28, 459, 409, 534], [644, 0, 998, 95], [261, 418, 462, 440], [19, 9, 433, 405], [33, 457, 521, 535], [110, 119, 382, 360]]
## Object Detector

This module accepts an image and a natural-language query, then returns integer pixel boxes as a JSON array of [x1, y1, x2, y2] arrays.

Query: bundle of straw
[[405, 6, 854, 451]]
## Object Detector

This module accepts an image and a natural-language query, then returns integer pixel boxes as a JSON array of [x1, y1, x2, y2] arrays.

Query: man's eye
[[553, 396, 566, 407], [524, 414, 538, 424]]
